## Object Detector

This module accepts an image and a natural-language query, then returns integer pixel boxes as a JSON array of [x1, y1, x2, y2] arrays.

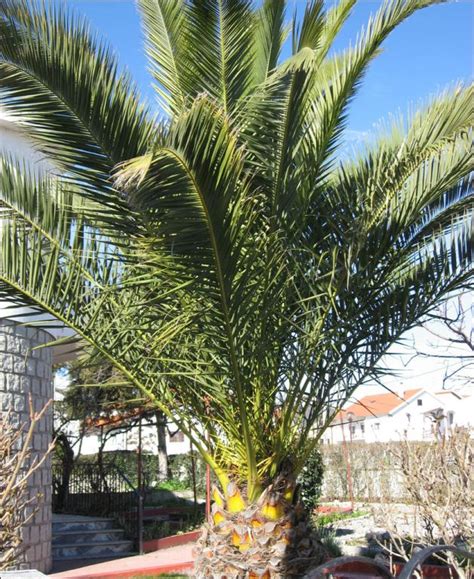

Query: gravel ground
[[320, 501, 419, 556]]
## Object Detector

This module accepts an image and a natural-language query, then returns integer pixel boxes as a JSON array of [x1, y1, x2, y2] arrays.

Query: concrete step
[[50, 554, 136, 575], [52, 539, 134, 560], [52, 516, 115, 534], [52, 528, 126, 545]]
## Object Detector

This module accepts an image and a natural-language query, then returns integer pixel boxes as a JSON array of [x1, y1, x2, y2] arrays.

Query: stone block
[[6, 374, 21, 392], [1, 354, 14, 372], [37, 360, 48, 378], [21, 526, 30, 543], [20, 375, 31, 393], [1, 392, 13, 411], [0, 322, 16, 335], [34, 506, 43, 524], [41, 522, 50, 541], [30, 346, 41, 359], [30, 525, 40, 545], [33, 435, 43, 455], [14, 355, 27, 374], [27, 358, 37, 376], [25, 545, 35, 562], [42, 542, 50, 559], [14, 394, 26, 412], [31, 378, 41, 394]]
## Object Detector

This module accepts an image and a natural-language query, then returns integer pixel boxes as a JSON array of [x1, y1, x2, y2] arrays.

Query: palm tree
[[0, 0, 472, 575]]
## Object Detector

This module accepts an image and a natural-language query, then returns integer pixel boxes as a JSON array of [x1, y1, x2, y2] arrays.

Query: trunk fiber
[[194, 479, 326, 577]]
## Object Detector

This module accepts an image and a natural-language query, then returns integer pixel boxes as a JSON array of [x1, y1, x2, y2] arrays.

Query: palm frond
[[0, 0, 472, 497], [253, 0, 287, 84], [138, 0, 186, 115], [181, 0, 256, 116], [0, 0, 155, 232]]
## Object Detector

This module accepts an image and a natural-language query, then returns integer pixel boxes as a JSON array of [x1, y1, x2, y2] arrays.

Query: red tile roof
[[340, 388, 422, 419]]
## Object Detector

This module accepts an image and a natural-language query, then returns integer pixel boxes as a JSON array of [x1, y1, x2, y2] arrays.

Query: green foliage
[[317, 529, 343, 559], [75, 450, 207, 495], [168, 452, 208, 495], [142, 509, 204, 541], [297, 446, 324, 512], [76, 451, 160, 489], [156, 479, 189, 492], [1, 0, 472, 501], [61, 359, 142, 422], [316, 509, 367, 527]]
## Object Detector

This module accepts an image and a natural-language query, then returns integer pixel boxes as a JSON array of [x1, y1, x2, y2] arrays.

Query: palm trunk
[[194, 476, 326, 577]]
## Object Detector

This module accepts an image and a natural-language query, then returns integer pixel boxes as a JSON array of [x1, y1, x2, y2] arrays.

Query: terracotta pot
[[392, 561, 459, 578], [315, 560, 459, 579]]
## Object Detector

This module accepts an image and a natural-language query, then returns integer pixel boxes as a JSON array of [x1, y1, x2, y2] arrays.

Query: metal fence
[[52, 461, 138, 517]]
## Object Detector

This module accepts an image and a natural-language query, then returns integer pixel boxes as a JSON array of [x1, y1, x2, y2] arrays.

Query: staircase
[[52, 514, 135, 572]]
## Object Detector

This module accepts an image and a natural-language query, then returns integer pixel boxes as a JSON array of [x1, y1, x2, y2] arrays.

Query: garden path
[[48, 544, 194, 578]]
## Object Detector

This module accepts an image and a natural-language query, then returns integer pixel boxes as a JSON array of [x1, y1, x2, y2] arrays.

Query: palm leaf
[[0, 0, 472, 499], [0, 0, 155, 232]]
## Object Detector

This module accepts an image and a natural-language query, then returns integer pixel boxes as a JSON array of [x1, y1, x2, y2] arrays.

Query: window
[[360, 423, 365, 433], [373, 423, 380, 430], [417, 399, 423, 406], [448, 411, 454, 426], [406, 413, 411, 423]]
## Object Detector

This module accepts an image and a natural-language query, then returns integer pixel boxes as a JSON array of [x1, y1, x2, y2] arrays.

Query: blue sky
[[71, 0, 473, 139]]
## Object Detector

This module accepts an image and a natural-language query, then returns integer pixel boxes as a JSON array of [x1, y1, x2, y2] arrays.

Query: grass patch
[[315, 509, 367, 526], [143, 510, 204, 541], [156, 479, 190, 492]]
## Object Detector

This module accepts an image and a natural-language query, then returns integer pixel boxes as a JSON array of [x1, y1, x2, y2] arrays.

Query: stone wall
[[0, 320, 53, 573]]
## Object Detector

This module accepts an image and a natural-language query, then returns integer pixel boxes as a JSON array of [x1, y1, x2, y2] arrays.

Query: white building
[[77, 417, 191, 457], [56, 405, 192, 458], [321, 388, 473, 444]]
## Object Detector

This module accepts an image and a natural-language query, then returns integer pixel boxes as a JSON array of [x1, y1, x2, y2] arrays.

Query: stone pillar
[[0, 320, 53, 574]]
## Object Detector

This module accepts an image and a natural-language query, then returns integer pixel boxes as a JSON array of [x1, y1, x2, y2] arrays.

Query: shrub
[[374, 428, 473, 577], [168, 452, 208, 494], [297, 446, 324, 512]]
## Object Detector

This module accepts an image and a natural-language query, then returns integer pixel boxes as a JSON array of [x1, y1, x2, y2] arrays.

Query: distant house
[[321, 388, 472, 444], [77, 415, 191, 457], [56, 406, 192, 458]]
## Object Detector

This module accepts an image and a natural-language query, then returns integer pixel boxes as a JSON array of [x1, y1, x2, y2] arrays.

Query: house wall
[[321, 390, 472, 444], [435, 391, 473, 430], [65, 419, 192, 459], [0, 320, 53, 574]]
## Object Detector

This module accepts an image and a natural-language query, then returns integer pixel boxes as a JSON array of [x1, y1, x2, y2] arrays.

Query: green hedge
[[297, 446, 324, 512]]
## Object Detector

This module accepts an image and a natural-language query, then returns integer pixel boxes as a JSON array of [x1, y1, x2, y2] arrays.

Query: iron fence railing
[[52, 461, 138, 516]]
